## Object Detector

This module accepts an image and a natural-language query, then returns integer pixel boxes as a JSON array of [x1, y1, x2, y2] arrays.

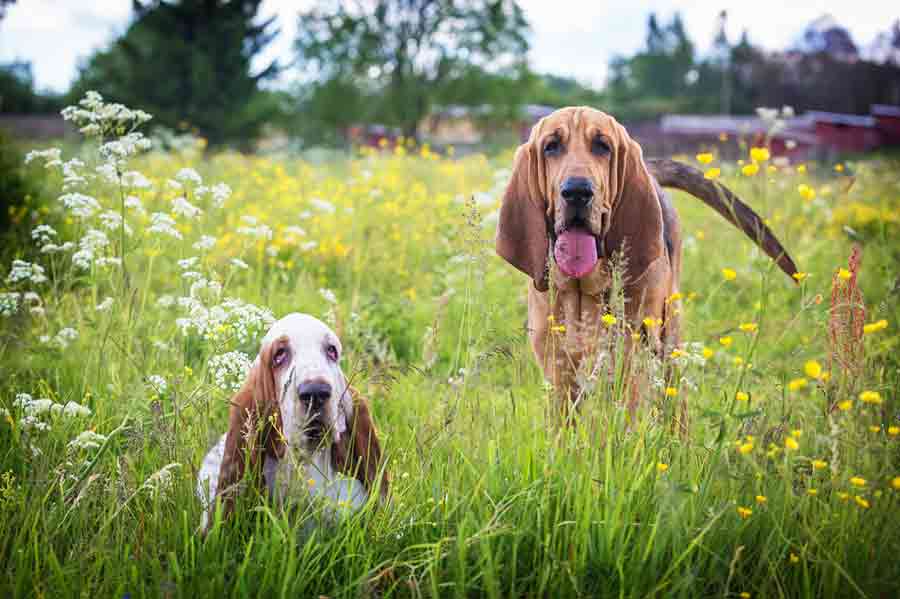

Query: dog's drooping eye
[[273, 346, 290, 368], [591, 136, 611, 156], [325, 343, 339, 362], [543, 138, 562, 157]]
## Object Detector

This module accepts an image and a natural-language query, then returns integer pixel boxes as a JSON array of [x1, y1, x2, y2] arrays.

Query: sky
[[0, 0, 895, 93]]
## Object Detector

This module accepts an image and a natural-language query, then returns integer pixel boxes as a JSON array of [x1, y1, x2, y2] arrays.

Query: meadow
[[1, 94, 898, 598]]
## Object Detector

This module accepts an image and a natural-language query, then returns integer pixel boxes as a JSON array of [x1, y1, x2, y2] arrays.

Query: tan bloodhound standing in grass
[[496, 106, 798, 423]]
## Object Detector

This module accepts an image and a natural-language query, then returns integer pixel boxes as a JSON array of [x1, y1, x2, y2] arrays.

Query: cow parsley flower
[[31, 225, 57, 245], [96, 297, 114, 312], [69, 430, 107, 450], [59, 192, 101, 219], [24, 147, 62, 167], [209, 351, 253, 392], [237, 216, 272, 240], [124, 195, 145, 214], [172, 197, 202, 220], [147, 213, 182, 239], [147, 375, 167, 395], [230, 258, 249, 270], [6, 260, 47, 285], [0, 292, 20, 316], [99, 211, 132, 235], [175, 167, 202, 186], [121, 170, 152, 189], [55, 328, 79, 348], [310, 197, 336, 213], [178, 257, 199, 270], [193, 235, 217, 251]]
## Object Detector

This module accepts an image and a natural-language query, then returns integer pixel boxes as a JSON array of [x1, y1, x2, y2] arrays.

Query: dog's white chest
[[196, 434, 368, 529]]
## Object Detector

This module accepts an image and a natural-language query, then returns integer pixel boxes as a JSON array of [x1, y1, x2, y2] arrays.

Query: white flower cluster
[[140, 463, 180, 495], [236, 215, 272, 240], [24, 147, 62, 167], [147, 374, 168, 395], [68, 430, 107, 450], [309, 197, 336, 214], [96, 297, 114, 312], [0, 292, 20, 316], [58, 192, 102, 220], [175, 297, 274, 344], [193, 235, 217, 251], [72, 228, 111, 271], [175, 167, 202, 186], [99, 210, 132, 235], [172, 196, 202, 220], [13, 393, 91, 433], [61, 91, 152, 137], [209, 351, 253, 392], [195, 182, 231, 208], [147, 212, 182, 240], [6, 260, 47, 285], [319, 288, 337, 305]]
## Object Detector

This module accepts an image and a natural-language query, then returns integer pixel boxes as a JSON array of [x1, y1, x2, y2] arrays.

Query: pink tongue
[[554, 228, 598, 278]]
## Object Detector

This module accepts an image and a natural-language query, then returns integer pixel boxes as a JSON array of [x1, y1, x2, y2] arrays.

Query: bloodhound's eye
[[592, 136, 611, 156], [324, 343, 339, 362], [543, 138, 562, 156], [273, 346, 290, 368]]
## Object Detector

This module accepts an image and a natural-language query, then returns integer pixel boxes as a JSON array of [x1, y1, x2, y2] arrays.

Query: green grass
[[1, 107, 899, 597]]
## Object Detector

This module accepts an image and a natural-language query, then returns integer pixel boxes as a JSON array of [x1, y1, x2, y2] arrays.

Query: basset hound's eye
[[543, 138, 563, 157], [272, 346, 290, 368], [591, 136, 611, 156], [324, 343, 339, 362]]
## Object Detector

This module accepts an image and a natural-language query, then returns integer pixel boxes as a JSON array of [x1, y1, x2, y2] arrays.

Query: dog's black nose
[[560, 177, 594, 207], [298, 380, 331, 407]]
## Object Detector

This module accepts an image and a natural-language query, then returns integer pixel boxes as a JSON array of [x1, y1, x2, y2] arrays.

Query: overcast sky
[[0, 1, 895, 93]]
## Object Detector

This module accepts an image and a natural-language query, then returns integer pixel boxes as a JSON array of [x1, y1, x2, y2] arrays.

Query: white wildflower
[[6, 260, 47, 285], [147, 212, 182, 239], [0, 292, 20, 316], [181, 270, 202, 281], [69, 430, 107, 450], [124, 196, 145, 214], [209, 351, 253, 392], [59, 192, 101, 219], [99, 211, 132, 235], [171, 196, 202, 220], [165, 179, 183, 191], [121, 170, 152, 189], [96, 296, 114, 312], [156, 295, 176, 308], [177, 257, 199, 270], [210, 182, 231, 207], [95, 162, 120, 184], [58, 401, 91, 418], [31, 225, 57, 245], [237, 215, 272, 240], [20, 415, 50, 432], [24, 147, 62, 167], [284, 226, 306, 238], [310, 197, 336, 214], [61, 158, 87, 189], [300, 241, 317, 252], [175, 167, 202, 186], [140, 463, 180, 494], [230, 258, 249, 270], [147, 375, 167, 395], [40, 241, 76, 254], [193, 235, 217, 251], [55, 327, 79, 348], [319, 288, 337, 305]]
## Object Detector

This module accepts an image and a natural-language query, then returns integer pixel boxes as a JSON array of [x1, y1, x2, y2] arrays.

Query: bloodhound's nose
[[298, 380, 332, 408], [560, 177, 594, 208]]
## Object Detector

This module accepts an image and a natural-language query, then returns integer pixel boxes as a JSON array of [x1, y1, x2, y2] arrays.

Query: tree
[[0, 61, 63, 114], [295, 0, 530, 140], [70, 0, 280, 148]]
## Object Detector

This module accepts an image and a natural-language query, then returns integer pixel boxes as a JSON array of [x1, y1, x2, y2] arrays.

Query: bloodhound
[[496, 106, 798, 423]]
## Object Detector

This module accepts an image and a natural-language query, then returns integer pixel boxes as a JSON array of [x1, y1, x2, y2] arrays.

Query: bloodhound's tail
[[646, 158, 799, 281]]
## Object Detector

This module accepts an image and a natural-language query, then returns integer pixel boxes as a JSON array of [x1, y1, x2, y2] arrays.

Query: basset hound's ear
[[496, 138, 550, 292], [213, 338, 287, 522], [333, 386, 389, 500], [603, 120, 666, 284]]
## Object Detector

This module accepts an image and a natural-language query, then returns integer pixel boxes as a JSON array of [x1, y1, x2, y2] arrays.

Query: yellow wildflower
[[888, 426, 899, 436], [696, 230, 705, 240], [803, 360, 822, 379], [666, 292, 683, 303], [601, 314, 617, 326], [797, 184, 816, 201], [642, 316, 661, 328], [792, 271, 808, 282], [722, 268, 737, 281], [735, 391, 749, 402], [785, 437, 799, 451], [891, 477, 900, 490], [862, 319, 888, 334], [733, 356, 744, 366], [656, 462, 669, 473], [796, 164, 807, 174], [702, 347, 714, 359], [696, 152, 714, 164], [789, 553, 800, 564], [854, 495, 870, 509], [869, 426, 881, 433], [750, 147, 770, 162], [859, 390, 883, 405], [740, 593, 751, 599], [791, 429, 802, 438], [837, 268, 851, 280], [838, 492, 849, 501], [834, 163, 845, 172], [739, 322, 758, 333], [807, 489, 818, 496], [704, 167, 721, 180], [755, 495, 767, 504], [787, 378, 808, 392], [665, 387, 678, 397], [737, 506, 752, 519], [719, 336, 733, 348], [850, 476, 866, 487], [742, 163, 760, 176], [837, 399, 853, 411], [812, 459, 827, 470], [671, 349, 684, 358], [551, 325, 566, 333], [738, 442, 754, 455]]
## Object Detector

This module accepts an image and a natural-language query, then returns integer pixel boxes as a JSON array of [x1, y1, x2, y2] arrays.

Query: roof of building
[[807, 111, 877, 127], [871, 104, 900, 118]]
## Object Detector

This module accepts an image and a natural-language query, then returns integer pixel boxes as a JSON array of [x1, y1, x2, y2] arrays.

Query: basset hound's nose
[[298, 380, 331, 407], [560, 177, 594, 208]]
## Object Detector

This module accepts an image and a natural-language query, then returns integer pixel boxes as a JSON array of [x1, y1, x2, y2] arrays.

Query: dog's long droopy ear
[[214, 339, 286, 519], [496, 140, 550, 292], [603, 122, 666, 283], [333, 387, 389, 500]]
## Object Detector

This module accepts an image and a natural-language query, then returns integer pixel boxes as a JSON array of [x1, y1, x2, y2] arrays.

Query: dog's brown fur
[[496, 107, 798, 421]]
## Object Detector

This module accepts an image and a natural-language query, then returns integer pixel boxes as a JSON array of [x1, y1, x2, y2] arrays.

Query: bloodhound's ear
[[603, 121, 666, 285], [214, 338, 287, 520], [496, 140, 550, 292], [333, 387, 389, 500]]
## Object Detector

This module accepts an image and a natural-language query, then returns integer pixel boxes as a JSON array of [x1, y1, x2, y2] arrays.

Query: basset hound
[[495, 106, 798, 424], [197, 313, 388, 531]]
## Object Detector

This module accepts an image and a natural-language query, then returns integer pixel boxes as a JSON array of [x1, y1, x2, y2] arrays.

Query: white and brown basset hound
[[197, 313, 388, 531]]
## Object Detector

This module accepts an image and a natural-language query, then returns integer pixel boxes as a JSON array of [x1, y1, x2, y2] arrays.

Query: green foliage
[[0, 61, 63, 114], [294, 0, 530, 141], [69, 0, 280, 148]]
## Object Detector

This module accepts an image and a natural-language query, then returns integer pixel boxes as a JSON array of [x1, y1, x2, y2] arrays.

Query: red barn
[[808, 111, 882, 154], [871, 104, 900, 146]]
